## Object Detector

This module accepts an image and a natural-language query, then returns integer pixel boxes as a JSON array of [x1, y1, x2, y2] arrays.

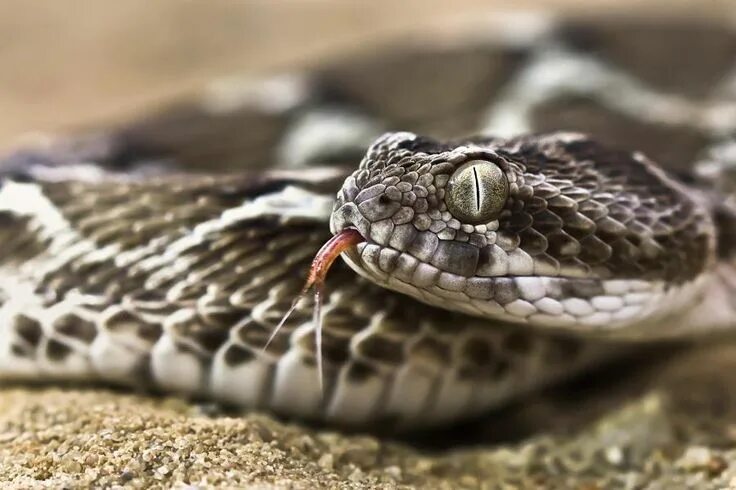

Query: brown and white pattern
[[0, 14, 734, 428]]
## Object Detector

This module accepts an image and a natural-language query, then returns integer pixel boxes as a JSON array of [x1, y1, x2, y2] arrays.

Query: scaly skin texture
[[0, 15, 735, 434]]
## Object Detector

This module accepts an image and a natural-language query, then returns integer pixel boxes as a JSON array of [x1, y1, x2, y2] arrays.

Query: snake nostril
[[378, 195, 391, 205]]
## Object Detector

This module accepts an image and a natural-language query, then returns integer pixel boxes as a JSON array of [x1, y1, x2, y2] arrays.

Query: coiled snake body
[[1, 15, 736, 429]]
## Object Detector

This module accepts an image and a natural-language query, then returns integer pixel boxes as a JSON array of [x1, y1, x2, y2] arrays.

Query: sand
[[2, 344, 736, 488]]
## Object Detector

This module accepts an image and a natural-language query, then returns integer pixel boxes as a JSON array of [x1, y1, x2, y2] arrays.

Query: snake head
[[330, 131, 715, 336], [330, 131, 518, 274]]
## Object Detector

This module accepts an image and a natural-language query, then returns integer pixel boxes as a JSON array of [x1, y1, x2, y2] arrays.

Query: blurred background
[[0, 0, 732, 150]]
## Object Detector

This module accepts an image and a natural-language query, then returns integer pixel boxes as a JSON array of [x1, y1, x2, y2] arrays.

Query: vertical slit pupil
[[472, 166, 481, 212]]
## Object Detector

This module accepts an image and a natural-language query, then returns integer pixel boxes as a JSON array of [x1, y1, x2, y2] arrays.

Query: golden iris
[[445, 160, 508, 224]]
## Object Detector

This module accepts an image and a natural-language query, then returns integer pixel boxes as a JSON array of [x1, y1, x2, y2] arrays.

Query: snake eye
[[445, 160, 508, 224]]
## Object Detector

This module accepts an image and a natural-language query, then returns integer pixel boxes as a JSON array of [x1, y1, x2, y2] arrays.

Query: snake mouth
[[341, 240, 674, 334], [330, 205, 675, 334], [328, 201, 691, 335]]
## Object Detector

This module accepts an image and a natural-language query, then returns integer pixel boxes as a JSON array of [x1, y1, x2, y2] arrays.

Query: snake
[[0, 14, 735, 430]]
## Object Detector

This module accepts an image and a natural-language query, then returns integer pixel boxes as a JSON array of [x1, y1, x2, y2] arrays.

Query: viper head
[[330, 131, 714, 336]]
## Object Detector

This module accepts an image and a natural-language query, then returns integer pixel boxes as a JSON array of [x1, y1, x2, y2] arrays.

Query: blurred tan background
[[0, 0, 732, 148]]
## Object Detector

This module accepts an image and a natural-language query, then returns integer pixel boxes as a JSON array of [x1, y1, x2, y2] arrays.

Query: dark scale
[[52, 313, 97, 344]]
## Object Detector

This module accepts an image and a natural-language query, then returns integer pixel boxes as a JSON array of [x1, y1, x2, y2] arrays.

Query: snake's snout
[[329, 201, 371, 240]]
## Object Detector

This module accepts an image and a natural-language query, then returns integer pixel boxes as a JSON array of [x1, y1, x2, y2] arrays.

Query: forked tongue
[[265, 228, 364, 391]]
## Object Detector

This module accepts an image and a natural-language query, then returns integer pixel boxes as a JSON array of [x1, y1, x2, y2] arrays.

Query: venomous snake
[[0, 14, 735, 429]]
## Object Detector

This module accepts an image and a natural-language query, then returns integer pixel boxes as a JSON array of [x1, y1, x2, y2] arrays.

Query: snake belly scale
[[0, 14, 735, 428]]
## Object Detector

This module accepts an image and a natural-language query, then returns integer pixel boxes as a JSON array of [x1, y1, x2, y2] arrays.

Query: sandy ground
[[3, 345, 736, 488]]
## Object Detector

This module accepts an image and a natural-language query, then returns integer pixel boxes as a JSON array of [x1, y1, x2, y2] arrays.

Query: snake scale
[[1, 14, 736, 429]]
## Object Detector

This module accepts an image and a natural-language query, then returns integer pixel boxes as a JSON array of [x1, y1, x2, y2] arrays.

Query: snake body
[[1, 14, 736, 428]]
